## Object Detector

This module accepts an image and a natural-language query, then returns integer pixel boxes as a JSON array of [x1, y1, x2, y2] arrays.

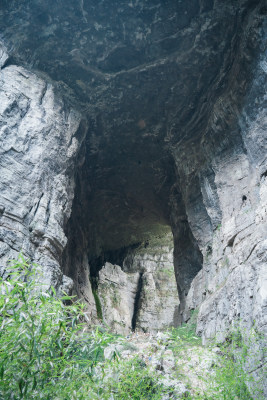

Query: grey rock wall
[[171, 20, 267, 394], [0, 49, 86, 292], [127, 236, 179, 333], [98, 262, 139, 334], [179, 23, 267, 339], [97, 235, 179, 334]]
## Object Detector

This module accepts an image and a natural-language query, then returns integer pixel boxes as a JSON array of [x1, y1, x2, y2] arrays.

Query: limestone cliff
[[0, 59, 87, 294], [97, 235, 179, 334], [0, 0, 266, 393]]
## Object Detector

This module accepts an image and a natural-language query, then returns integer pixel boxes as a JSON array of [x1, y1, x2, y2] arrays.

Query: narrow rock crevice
[[132, 272, 143, 332], [0, 56, 15, 70]]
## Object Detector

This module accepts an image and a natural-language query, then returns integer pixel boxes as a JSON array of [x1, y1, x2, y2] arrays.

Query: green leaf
[[18, 378, 24, 394], [32, 375, 37, 390], [0, 364, 4, 379], [51, 286, 56, 296]]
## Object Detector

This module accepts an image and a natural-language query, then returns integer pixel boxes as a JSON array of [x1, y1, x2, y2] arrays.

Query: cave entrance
[[62, 119, 203, 332]]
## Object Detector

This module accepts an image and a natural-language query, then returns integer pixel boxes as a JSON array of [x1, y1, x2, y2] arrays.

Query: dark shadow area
[[132, 272, 143, 331]]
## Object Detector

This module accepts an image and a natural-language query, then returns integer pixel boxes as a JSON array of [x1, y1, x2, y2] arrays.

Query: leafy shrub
[[167, 312, 265, 400], [0, 255, 172, 400], [0, 254, 117, 399], [186, 325, 266, 400], [107, 357, 167, 400]]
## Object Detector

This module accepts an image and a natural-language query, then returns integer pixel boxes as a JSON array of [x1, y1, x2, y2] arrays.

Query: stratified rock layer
[[0, 58, 87, 292], [97, 235, 179, 334], [125, 236, 179, 333], [0, 1, 266, 394], [98, 262, 139, 334]]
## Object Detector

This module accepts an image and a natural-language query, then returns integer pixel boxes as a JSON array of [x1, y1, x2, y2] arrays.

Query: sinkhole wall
[[0, 2, 266, 387]]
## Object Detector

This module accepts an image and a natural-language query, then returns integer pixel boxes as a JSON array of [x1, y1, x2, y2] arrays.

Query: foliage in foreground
[[0, 255, 167, 399], [168, 310, 202, 352], [170, 317, 266, 400], [0, 255, 265, 399], [205, 328, 266, 400]]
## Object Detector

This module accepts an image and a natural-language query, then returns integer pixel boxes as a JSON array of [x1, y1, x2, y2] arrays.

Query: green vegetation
[[0, 255, 168, 399], [0, 255, 265, 399], [166, 311, 265, 400], [107, 357, 168, 400], [92, 287, 103, 320], [111, 287, 120, 308], [168, 310, 202, 353], [0, 254, 118, 399], [178, 324, 265, 400], [194, 326, 265, 400], [158, 266, 174, 279], [215, 223, 222, 231]]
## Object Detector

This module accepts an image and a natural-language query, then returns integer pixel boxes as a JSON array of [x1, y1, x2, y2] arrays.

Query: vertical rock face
[[98, 262, 139, 334], [177, 28, 267, 342], [0, 52, 87, 292], [97, 234, 179, 334], [125, 236, 179, 333], [168, 18, 267, 392]]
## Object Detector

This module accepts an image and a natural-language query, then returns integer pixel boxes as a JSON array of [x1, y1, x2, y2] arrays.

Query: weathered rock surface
[[97, 235, 179, 334], [98, 262, 139, 334], [103, 330, 215, 399], [0, 1, 266, 394], [0, 58, 86, 293], [125, 236, 179, 333], [179, 28, 267, 338]]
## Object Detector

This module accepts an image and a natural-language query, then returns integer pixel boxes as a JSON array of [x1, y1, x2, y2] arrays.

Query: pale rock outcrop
[[179, 38, 267, 394], [0, 58, 86, 293], [183, 46, 267, 334], [97, 235, 179, 334], [98, 262, 139, 334], [130, 240, 179, 333]]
